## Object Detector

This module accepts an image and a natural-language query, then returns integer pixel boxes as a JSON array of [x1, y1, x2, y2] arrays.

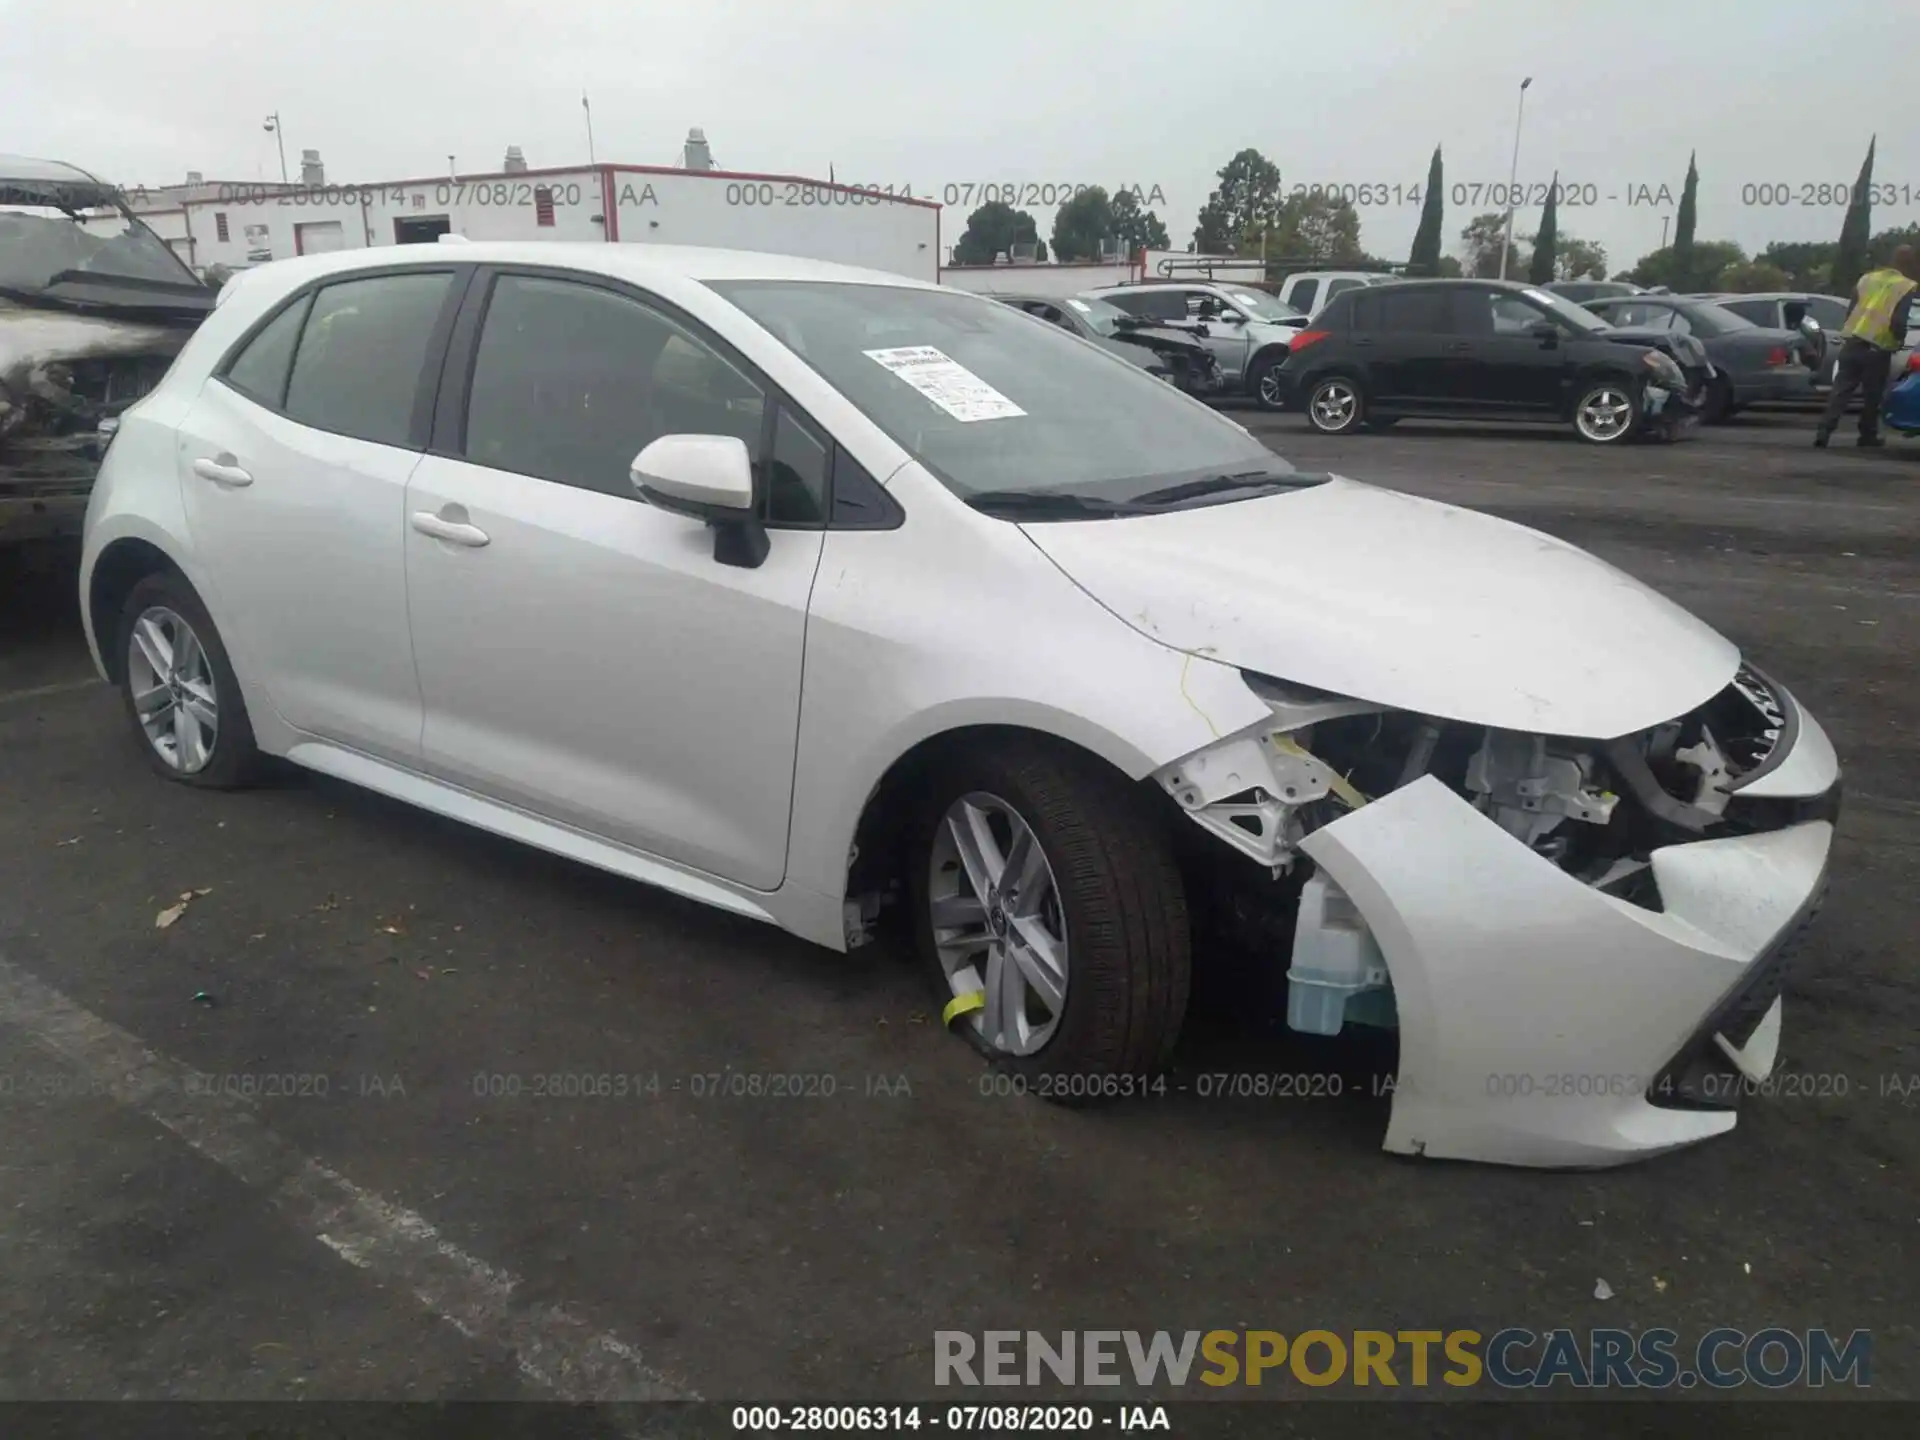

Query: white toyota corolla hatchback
[[80, 242, 1839, 1168]]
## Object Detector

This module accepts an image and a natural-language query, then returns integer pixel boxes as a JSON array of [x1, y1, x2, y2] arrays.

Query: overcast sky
[[4, 0, 1911, 273]]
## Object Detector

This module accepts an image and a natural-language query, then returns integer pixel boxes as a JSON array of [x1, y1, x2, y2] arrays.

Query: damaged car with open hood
[[78, 247, 1837, 1170], [2, 156, 213, 547]]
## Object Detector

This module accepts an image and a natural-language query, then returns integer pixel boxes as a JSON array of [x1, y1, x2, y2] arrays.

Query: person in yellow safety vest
[[1815, 244, 1919, 448]]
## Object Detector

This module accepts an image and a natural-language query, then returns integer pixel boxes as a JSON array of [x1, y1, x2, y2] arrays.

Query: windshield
[[1219, 288, 1302, 323], [0, 199, 206, 303], [1517, 286, 1614, 333], [713, 280, 1284, 501], [1064, 294, 1129, 337]]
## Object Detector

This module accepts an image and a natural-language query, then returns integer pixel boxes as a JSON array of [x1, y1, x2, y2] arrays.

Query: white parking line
[[0, 954, 694, 1403], [0, 677, 106, 709]]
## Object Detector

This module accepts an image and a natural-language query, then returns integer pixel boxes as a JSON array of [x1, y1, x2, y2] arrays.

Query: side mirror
[[631, 434, 768, 569], [1528, 320, 1560, 344]]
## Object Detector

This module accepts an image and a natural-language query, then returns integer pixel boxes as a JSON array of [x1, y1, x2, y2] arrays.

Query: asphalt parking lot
[[1, 408, 1916, 1421]]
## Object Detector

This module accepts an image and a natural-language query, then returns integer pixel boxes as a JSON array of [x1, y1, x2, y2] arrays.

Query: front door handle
[[1441, 341, 1472, 353], [410, 511, 490, 547], [192, 456, 253, 488]]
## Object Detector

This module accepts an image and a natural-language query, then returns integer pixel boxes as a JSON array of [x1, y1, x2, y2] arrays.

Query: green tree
[[1460, 211, 1526, 278], [1757, 239, 1837, 289], [1192, 148, 1282, 253], [951, 201, 1045, 265], [1673, 151, 1699, 281], [1521, 230, 1607, 282], [1556, 235, 1608, 281], [1627, 239, 1746, 290], [1528, 172, 1559, 285], [1832, 137, 1876, 295], [1268, 190, 1364, 263], [1716, 260, 1793, 292], [1051, 185, 1116, 262], [1407, 146, 1445, 276], [1870, 222, 1920, 267], [1108, 186, 1170, 254]]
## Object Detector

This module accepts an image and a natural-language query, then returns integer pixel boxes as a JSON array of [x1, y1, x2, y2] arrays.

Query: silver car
[[1087, 282, 1304, 410]]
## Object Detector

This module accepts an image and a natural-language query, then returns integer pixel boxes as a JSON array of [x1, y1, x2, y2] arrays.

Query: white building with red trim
[[133, 160, 943, 283]]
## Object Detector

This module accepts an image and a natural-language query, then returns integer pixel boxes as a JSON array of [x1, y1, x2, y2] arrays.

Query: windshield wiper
[[964, 489, 1152, 519], [1127, 470, 1326, 508]]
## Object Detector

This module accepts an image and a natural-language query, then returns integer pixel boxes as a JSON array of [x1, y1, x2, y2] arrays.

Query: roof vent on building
[[503, 146, 528, 173], [682, 127, 714, 172], [186, 170, 204, 185], [300, 148, 324, 186]]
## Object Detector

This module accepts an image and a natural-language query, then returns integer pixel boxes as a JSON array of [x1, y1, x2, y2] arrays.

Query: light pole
[[1498, 77, 1532, 280], [1660, 214, 1671, 248], [263, 113, 288, 184]]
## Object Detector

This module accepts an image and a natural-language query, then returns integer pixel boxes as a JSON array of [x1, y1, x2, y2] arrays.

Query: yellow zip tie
[[943, 990, 985, 1026], [1269, 734, 1370, 810]]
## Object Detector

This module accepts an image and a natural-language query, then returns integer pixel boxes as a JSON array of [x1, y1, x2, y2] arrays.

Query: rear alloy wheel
[[1305, 375, 1365, 434], [911, 741, 1190, 1098], [1250, 355, 1289, 411], [1572, 381, 1639, 444], [118, 572, 262, 788]]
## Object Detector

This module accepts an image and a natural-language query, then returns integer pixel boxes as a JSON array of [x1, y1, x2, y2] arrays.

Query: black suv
[[1277, 279, 1710, 444]]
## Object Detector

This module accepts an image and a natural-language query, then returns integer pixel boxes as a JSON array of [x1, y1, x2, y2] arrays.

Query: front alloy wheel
[[1573, 383, 1637, 443], [910, 740, 1191, 1095], [928, 792, 1070, 1056], [128, 605, 220, 773]]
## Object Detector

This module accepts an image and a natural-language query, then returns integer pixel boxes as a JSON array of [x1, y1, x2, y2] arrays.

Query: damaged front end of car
[[1154, 664, 1839, 1168], [2, 156, 212, 546]]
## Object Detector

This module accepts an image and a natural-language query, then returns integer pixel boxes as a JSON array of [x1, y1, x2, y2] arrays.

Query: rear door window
[[1717, 299, 1774, 326], [283, 272, 455, 447], [1376, 288, 1456, 333]]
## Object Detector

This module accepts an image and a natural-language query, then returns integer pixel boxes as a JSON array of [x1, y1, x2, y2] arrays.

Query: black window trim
[[213, 263, 473, 452], [430, 261, 899, 531]]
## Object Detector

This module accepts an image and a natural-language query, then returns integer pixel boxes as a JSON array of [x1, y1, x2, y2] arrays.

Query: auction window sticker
[[863, 346, 1026, 422]]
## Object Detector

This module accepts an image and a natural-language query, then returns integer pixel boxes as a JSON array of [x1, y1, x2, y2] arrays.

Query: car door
[[401, 267, 826, 890], [1367, 286, 1458, 408], [174, 265, 465, 762], [1450, 288, 1571, 412]]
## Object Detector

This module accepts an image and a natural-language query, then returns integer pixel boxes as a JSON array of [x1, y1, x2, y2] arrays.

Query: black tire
[[909, 738, 1190, 1099], [1702, 373, 1735, 424], [1248, 353, 1289, 412], [116, 571, 263, 789], [1570, 377, 1641, 444], [1303, 374, 1366, 434]]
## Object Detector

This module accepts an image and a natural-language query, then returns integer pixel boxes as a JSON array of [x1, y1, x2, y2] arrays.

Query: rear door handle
[[1352, 337, 1375, 347], [192, 456, 253, 488], [1441, 341, 1472, 353], [410, 511, 490, 548]]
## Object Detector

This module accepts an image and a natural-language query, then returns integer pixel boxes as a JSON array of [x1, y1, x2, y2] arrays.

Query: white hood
[[1020, 476, 1739, 739]]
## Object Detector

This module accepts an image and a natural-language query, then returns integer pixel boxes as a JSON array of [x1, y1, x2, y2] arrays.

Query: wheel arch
[[87, 536, 188, 684], [842, 720, 1162, 908]]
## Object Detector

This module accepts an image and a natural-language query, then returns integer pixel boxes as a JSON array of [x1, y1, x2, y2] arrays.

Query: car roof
[[225, 240, 943, 295], [0, 151, 123, 207]]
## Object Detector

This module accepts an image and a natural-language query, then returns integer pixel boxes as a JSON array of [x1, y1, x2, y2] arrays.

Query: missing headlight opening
[[1156, 665, 1819, 1040]]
